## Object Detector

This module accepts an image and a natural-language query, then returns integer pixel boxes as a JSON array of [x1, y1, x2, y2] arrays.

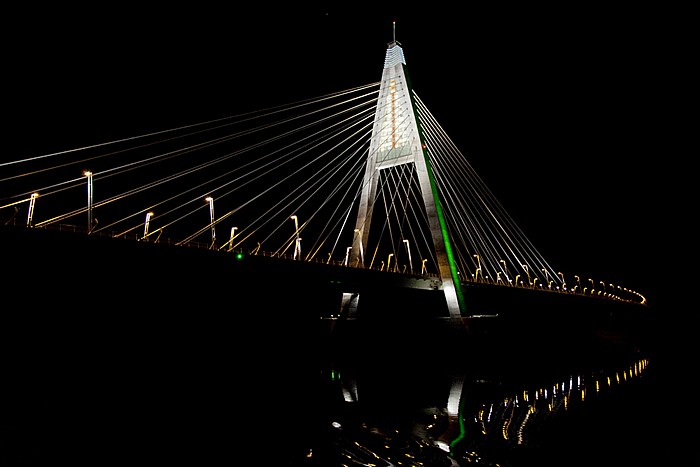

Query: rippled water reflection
[[308, 320, 661, 467], [3, 311, 663, 466]]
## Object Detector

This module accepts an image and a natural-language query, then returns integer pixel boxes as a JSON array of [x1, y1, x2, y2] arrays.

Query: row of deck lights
[[181, 198, 647, 304], [22, 179, 643, 304], [151, 200, 640, 301], [21, 177, 566, 291]]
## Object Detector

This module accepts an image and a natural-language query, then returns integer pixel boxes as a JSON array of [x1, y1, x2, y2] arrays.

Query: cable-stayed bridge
[[0, 39, 647, 318]]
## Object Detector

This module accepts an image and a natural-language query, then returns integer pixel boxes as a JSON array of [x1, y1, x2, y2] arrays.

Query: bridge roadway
[[2, 224, 650, 333], [1, 224, 453, 316], [1, 224, 649, 313]]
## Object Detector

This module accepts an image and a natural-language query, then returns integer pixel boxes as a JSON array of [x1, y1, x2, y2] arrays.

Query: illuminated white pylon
[[349, 38, 463, 318]]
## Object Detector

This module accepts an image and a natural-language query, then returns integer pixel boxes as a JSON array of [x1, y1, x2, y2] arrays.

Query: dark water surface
[[2, 305, 672, 466], [318, 338, 659, 465], [312, 314, 672, 467]]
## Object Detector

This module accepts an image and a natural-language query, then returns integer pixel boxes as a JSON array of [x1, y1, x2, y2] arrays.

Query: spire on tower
[[388, 20, 402, 50]]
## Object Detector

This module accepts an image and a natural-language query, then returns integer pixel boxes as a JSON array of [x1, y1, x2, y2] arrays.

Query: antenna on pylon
[[393, 21, 396, 42]]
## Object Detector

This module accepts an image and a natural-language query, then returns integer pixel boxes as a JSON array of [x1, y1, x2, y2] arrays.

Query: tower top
[[384, 40, 405, 68], [384, 21, 405, 68]]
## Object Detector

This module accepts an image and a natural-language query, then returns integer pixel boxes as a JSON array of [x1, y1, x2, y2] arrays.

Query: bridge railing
[[7, 221, 646, 306]]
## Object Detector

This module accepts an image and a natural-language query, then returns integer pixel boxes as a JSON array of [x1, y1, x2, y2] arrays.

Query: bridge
[[0, 35, 647, 319]]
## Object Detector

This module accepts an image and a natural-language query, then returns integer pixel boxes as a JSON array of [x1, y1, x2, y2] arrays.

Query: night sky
[[5, 7, 677, 309]]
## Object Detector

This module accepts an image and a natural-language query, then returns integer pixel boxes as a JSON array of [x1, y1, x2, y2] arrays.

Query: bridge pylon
[[349, 39, 465, 318]]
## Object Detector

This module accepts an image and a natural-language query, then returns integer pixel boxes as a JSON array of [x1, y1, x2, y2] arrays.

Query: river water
[[315, 327, 661, 466], [2, 304, 671, 466]]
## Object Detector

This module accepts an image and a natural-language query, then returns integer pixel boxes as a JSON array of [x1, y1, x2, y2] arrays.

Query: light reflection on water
[[3, 311, 661, 467], [310, 334, 657, 467]]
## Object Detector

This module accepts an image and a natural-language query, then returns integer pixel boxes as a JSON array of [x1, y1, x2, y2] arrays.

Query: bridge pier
[[339, 292, 360, 319]]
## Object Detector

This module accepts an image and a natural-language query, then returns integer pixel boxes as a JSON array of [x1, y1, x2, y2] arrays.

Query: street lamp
[[473, 254, 481, 281], [84, 171, 93, 232], [403, 239, 413, 274], [290, 215, 301, 260], [344, 246, 352, 266], [205, 196, 216, 248], [387, 253, 394, 272], [500, 259, 510, 284], [229, 226, 238, 252], [26, 193, 38, 227], [143, 212, 154, 240], [421, 258, 428, 275], [522, 264, 531, 286], [558, 272, 566, 290]]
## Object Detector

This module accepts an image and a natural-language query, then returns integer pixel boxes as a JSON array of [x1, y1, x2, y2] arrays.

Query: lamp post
[[205, 196, 216, 248], [558, 272, 566, 290], [421, 258, 428, 275], [522, 264, 531, 287], [387, 253, 394, 272], [474, 254, 481, 281], [228, 226, 238, 252], [500, 259, 510, 284], [344, 246, 352, 266], [403, 239, 413, 274], [143, 212, 153, 240], [84, 171, 93, 232], [26, 193, 38, 227]]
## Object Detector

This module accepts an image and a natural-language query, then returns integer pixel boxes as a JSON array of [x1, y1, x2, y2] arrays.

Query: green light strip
[[404, 67, 466, 315], [422, 149, 467, 314]]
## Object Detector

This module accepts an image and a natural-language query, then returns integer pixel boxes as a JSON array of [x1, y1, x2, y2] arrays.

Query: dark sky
[[5, 8, 678, 307]]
